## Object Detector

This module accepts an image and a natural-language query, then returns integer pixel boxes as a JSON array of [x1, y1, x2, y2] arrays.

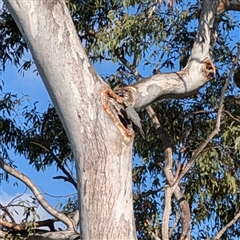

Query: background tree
[[0, 0, 240, 239]]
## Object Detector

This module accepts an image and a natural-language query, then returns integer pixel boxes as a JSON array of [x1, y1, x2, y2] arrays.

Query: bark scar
[[202, 58, 216, 79], [101, 88, 134, 141]]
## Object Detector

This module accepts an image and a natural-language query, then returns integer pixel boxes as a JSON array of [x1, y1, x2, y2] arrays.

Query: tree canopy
[[0, 0, 240, 239]]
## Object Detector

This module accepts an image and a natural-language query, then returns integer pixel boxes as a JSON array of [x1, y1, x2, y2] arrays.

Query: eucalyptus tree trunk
[[3, 0, 136, 239]]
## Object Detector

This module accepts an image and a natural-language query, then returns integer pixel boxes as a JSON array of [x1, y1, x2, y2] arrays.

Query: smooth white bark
[[3, 0, 136, 239]]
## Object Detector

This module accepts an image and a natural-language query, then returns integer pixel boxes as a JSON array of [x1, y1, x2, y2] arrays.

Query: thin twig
[[147, 0, 158, 19], [1, 189, 28, 223], [38, 186, 77, 198], [30, 141, 77, 189], [223, 109, 240, 124], [152, 229, 161, 240]]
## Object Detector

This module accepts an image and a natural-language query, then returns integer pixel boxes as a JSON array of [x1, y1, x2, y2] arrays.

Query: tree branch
[[0, 218, 22, 231], [0, 158, 74, 230], [172, 43, 240, 189], [223, 109, 240, 124], [206, 209, 240, 240], [128, 0, 218, 111], [115, 49, 142, 80], [0, 218, 58, 232], [174, 191, 191, 240], [0, 204, 15, 223], [0, 228, 80, 240], [161, 147, 191, 240], [31, 142, 77, 189], [217, 0, 240, 14], [147, 104, 190, 239], [161, 146, 174, 240], [144, 104, 190, 240], [152, 231, 161, 240], [162, 183, 173, 240], [169, 209, 181, 237], [66, 210, 80, 227]]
